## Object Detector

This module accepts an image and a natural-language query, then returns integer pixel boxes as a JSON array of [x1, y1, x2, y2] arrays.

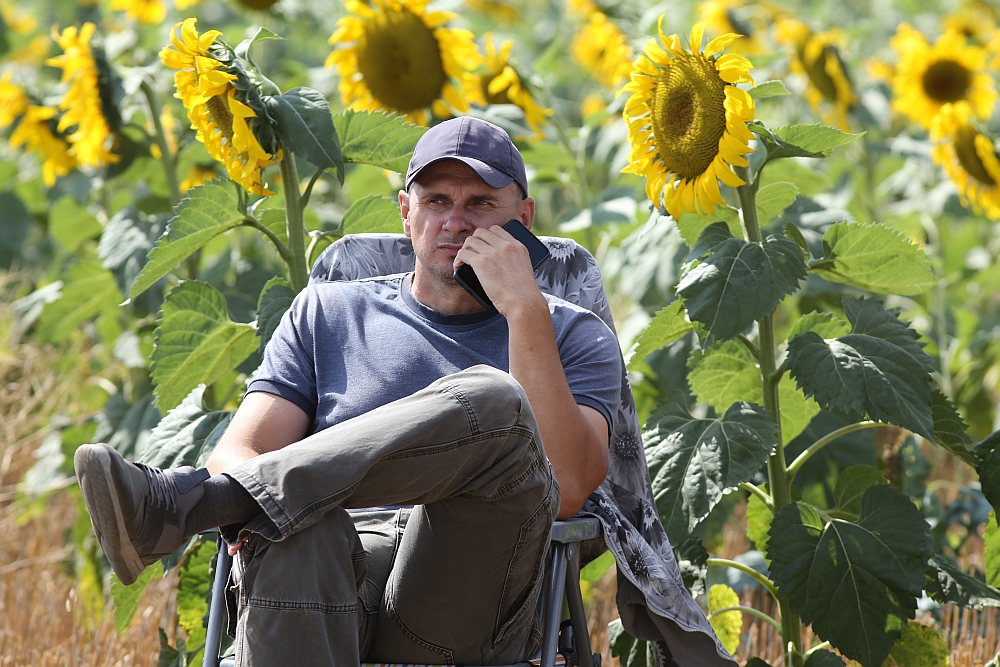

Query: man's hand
[[454, 224, 546, 319]]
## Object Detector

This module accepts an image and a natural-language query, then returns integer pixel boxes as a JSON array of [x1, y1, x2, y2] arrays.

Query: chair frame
[[203, 517, 604, 667]]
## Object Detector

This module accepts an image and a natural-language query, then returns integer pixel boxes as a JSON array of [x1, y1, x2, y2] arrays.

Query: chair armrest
[[549, 517, 601, 543]]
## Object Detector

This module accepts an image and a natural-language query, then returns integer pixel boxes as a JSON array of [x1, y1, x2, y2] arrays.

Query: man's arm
[[457, 226, 610, 518], [206, 391, 311, 475]]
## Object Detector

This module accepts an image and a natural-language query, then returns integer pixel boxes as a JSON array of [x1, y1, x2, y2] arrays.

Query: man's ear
[[399, 190, 412, 237], [519, 196, 536, 231]]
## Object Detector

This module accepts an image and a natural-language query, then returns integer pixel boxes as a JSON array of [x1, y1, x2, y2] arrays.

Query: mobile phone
[[453, 219, 551, 312]]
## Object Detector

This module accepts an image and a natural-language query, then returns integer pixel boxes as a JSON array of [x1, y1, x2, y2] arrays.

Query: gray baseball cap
[[405, 117, 528, 196]]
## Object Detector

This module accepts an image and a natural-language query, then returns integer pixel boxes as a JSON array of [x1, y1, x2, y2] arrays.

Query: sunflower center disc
[[481, 73, 511, 105], [922, 59, 971, 103], [206, 95, 234, 141], [955, 125, 996, 185], [651, 55, 727, 181], [356, 8, 448, 113], [805, 46, 841, 101]]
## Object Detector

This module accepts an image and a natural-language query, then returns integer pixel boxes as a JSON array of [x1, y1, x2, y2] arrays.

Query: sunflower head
[[159, 18, 281, 196], [572, 11, 634, 90], [110, 0, 166, 24], [776, 18, 856, 129], [890, 23, 996, 130], [697, 0, 766, 55], [326, 0, 480, 125], [478, 34, 551, 137], [620, 20, 754, 218], [931, 102, 1000, 218]]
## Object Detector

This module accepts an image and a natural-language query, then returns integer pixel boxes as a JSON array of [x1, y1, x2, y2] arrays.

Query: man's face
[[399, 160, 534, 286]]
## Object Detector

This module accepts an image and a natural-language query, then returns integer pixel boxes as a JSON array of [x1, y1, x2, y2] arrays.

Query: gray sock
[[184, 472, 263, 538]]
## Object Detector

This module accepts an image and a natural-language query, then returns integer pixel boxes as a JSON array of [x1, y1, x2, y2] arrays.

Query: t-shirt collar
[[401, 273, 500, 326]]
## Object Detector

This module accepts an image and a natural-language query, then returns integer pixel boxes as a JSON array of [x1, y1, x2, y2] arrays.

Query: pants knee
[[441, 365, 533, 425]]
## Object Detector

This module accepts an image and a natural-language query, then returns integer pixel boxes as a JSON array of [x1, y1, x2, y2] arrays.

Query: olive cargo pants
[[224, 366, 561, 666]]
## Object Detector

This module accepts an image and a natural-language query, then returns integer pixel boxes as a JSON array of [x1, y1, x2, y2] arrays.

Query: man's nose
[[441, 206, 474, 233]]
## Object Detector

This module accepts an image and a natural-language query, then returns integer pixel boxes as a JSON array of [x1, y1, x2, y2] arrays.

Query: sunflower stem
[[734, 163, 802, 666], [540, 81, 594, 243], [280, 156, 310, 293], [139, 78, 182, 207], [706, 605, 782, 633]]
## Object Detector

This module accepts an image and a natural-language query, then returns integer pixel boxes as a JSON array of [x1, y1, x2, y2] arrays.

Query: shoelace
[[136, 463, 177, 515]]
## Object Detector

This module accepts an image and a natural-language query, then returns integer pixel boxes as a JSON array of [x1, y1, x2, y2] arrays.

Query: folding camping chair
[[202, 233, 622, 667]]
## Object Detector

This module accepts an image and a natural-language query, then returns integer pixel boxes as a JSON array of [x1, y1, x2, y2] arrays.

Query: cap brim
[[406, 156, 515, 190]]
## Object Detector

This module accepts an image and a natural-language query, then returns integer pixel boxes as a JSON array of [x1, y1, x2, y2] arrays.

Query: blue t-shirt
[[247, 274, 622, 436]]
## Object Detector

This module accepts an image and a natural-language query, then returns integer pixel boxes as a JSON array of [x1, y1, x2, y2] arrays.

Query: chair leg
[[540, 543, 569, 667], [563, 543, 596, 667], [204, 536, 233, 667]]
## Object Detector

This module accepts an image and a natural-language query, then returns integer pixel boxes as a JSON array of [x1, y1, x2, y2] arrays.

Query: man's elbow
[[555, 446, 609, 519]]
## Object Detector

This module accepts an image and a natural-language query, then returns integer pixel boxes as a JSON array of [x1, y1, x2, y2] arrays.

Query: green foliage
[[256, 277, 295, 354], [645, 399, 777, 542], [177, 540, 215, 667], [341, 194, 403, 234], [111, 561, 163, 635], [0, 190, 31, 267], [130, 183, 245, 299], [675, 204, 741, 247], [767, 485, 933, 666], [706, 584, 741, 654], [923, 555, 1000, 610], [150, 281, 257, 412], [50, 196, 102, 252], [986, 512, 1000, 587], [626, 300, 695, 368], [811, 222, 937, 296], [788, 297, 936, 440], [804, 650, 846, 667], [38, 258, 123, 343], [755, 182, 798, 223], [831, 466, 886, 519], [138, 385, 232, 468], [333, 109, 427, 172], [749, 81, 791, 99], [750, 122, 863, 165], [930, 391, 975, 465], [607, 619, 653, 667], [745, 491, 772, 553], [266, 87, 344, 181], [883, 622, 948, 667], [678, 223, 807, 342], [788, 312, 851, 340], [976, 431, 1000, 513]]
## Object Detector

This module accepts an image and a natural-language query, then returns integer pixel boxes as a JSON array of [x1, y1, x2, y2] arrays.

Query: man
[[74, 117, 622, 666]]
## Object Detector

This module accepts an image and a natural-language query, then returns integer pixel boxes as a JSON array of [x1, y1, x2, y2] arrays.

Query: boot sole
[[74, 445, 144, 586]]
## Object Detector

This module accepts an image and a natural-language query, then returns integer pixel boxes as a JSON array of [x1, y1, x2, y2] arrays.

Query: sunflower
[[0, 73, 77, 185], [776, 18, 856, 130], [465, 0, 518, 23], [110, 0, 166, 23], [477, 34, 551, 137], [697, 0, 766, 55], [159, 18, 280, 196], [931, 102, 1000, 218], [620, 20, 755, 219], [889, 23, 996, 131], [46, 23, 120, 168], [566, 0, 598, 15], [181, 164, 220, 192], [943, 1, 998, 45], [572, 11, 633, 90], [326, 0, 481, 125], [0, 2, 38, 33]]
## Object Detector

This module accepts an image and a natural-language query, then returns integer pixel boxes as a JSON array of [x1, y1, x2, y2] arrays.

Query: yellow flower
[[776, 18, 856, 130], [1, 3, 38, 33], [697, 0, 766, 55], [110, 0, 166, 24], [1, 73, 77, 185], [46, 23, 119, 168], [943, 1, 999, 45], [150, 108, 180, 160], [477, 34, 551, 137], [180, 163, 220, 192], [464, 0, 518, 23], [326, 0, 481, 126], [159, 18, 280, 196], [889, 23, 996, 130], [931, 102, 1000, 219], [175, 0, 200, 8], [566, 0, 598, 16], [581, 92, 607, 120], [572, 12, 633, 90], [620, 20, 755, 218]]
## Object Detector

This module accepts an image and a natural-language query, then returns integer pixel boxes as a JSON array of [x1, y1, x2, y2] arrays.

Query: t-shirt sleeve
[[245, 288, 319, 421], [552, 304, 623, 437]]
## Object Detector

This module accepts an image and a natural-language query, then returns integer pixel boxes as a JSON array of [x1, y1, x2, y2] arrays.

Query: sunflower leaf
[[767, 485, 932, 666], [49, 196, 102, 252], [234, 26, 283, 65], [788, 311, 851, 341], [38, 258, 123, 343], [341, 194, 402, 234], [749, 80, 791, 99], [256, 277, 295, 355], [831, 465, 886, 519], [976, 431, 1000, 513], [177, 539, 214, 667], [130, 182, 244, 300], [930, 390, 975, 464], [645, 399, 777, 543], [267, 87, 344, 181], [985, 511, 1000, 587], [755, 182, 798, 223], [810, 222, 937, 295], [111, 561, 163, 635], [333, 109, 427, 173], [625, 300, 695, 368], [150, 281, 258, 412], [138, 385, 233, 468], [675, 204, 741, 246], [750, 122, 862, 164], [787, 297, 936, 440], [677, 223, 808, 343], [924, 554, 1000, 610], [802, 649, 845, 667]]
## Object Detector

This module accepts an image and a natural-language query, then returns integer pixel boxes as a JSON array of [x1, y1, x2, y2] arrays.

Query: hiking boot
[[74, 443, 210, 585]]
